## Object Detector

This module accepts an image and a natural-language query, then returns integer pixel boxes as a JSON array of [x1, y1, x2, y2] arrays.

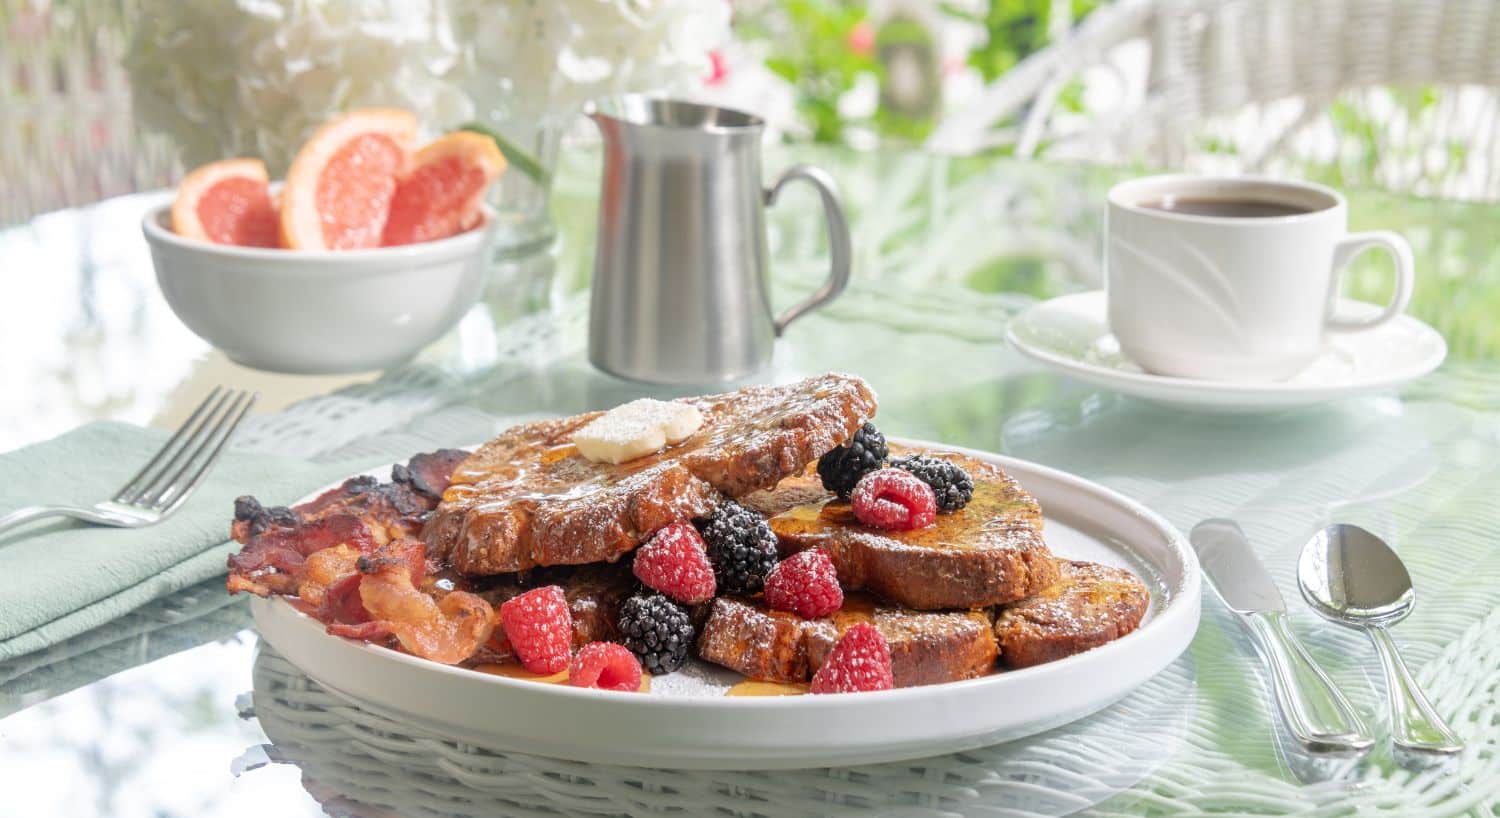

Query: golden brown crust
[[749, 450, 1056, 609], [425, 374, 878, 575], [994, 560, 1150, 669], [696, 595, 997, 687], [695, 597, 814, 682]]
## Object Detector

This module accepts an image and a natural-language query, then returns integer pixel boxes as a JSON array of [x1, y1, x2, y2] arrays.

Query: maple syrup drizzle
[[828, 594, 877, 632], [436, 376, 875, 561], [539, 442, 579, 465], [474, 662, 652, 693], [726, 680, 809, 697], [768, 448, 1039, 554]]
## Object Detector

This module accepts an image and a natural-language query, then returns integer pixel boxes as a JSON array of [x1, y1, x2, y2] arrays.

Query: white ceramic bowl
[[142, 201, 494, 374]]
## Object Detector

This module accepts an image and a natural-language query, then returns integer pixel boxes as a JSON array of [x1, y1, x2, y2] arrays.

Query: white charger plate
[[251, 439, 1200, 770], [1007, 291, 1447, 412]]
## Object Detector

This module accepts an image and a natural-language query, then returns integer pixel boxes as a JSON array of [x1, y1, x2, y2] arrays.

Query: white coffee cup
[[1105, 175, 1414, 382]]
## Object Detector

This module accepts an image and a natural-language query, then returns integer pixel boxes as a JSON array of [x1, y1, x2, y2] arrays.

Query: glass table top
[[2, 145, 1499, 817]]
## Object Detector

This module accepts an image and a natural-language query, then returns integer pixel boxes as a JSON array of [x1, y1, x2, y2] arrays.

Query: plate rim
[[1006, 290, 1447, 404], [252, 436, 1200, 709]]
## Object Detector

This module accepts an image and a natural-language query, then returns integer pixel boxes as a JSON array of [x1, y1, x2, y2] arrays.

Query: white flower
[[127, 0, 473, 175], [450, 0, 732, 125], [125, 0, 732, 174]]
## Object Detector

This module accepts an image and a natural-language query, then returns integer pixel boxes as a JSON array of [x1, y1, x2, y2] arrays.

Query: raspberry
[[851, 468, 937, 530], [632, 521, 716, 604], [499, 585, 573, 674], [810, 622, 894, 694], [890, 454, 974, 513], [764, 549, 843, 618], [568, 642, 643, 692]]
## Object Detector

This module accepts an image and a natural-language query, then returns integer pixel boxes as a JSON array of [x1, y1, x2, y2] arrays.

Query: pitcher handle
[[764, 165, 852, 336]]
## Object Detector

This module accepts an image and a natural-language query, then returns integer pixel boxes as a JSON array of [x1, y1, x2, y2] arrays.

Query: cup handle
[[1326, 230, 1414, 332], [764, 164, 852, 336]]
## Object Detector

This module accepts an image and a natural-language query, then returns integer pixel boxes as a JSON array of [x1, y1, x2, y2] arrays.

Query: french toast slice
[[994, 559, 1150, 669], [425, 374, 877, 575], [742, 449, 1057, 609], [696, 594, 998, 687]]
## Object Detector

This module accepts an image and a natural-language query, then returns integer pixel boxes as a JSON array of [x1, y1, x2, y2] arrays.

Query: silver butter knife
[[1191, 518, 1374, 755]]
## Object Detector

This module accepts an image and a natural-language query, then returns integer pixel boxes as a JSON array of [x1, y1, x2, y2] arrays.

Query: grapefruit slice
[[171, 158, 279, 248], [279, 108, 418, 251], [381, 131, 507, 246]]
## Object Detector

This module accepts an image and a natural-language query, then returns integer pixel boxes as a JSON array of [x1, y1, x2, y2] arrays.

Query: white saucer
[[1006, 291, 1447, 412]]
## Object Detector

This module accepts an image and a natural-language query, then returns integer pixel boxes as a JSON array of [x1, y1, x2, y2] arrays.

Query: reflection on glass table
[[8, 146, 1500, 449]]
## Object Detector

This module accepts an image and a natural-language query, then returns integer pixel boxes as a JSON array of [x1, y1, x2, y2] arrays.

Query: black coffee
[[1140, 197, 1313, 218]]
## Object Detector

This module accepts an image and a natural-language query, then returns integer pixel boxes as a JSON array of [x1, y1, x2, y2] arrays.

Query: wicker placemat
[[250, 645, 1197, 817]]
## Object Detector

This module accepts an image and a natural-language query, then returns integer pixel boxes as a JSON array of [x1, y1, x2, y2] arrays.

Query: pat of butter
[[572, 399, 704, 465]]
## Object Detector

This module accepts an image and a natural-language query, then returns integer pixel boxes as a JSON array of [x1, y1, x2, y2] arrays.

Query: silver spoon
[[1297, 524, 1464, 763]]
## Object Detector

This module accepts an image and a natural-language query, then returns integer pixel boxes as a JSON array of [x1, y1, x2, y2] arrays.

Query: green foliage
[[739, 0, 1099, 146], [1290, 89, 1473, 196], [754, 0, 879, 143], [871, 15, 941, 142], [458, 122, 548, 185], [942, 0, 1101, 83], [1327, 100, 1381, 185], [967, 255, 1050, 296]]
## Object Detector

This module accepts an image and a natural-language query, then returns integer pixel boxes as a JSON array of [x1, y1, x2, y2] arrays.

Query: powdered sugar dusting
[[431, 374, 876, 573], [994, 560, 1150, 666], [647, 659, 740, 696]]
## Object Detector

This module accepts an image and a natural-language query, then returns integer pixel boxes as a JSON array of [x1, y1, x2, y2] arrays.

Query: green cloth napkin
[[0, 421, 386, 661]]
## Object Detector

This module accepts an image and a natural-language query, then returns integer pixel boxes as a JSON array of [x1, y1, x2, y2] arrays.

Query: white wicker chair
[[929, 0, 1500, 202], [0, 2, 179, 227]]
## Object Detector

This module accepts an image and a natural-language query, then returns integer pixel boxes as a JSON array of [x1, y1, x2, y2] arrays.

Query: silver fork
[[0, 388, 257, 537]]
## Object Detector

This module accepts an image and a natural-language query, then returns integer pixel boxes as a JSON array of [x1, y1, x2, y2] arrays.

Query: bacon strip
[[353, 541, 494, 664], [232, 477, 434, 546], [227, 514, 375, 596], [297, 545, 363, 608], [392, 448, 469, 499], [318, 573, 372, 630], [226, 450, 467, 597], [226, 449, 491, 663]]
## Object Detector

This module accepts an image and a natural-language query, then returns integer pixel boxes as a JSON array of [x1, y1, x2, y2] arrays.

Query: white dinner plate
[[251, 439, 1200, 770], [1006, 291, 1447, 412]]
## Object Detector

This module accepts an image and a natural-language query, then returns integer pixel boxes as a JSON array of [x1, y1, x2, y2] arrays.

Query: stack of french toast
[[226, 373, 1149, 694]]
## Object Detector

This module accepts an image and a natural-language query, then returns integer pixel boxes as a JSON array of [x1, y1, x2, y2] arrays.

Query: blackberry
[[696, 501, 779, 594], [616, 593, 695, 674], [890, 454, 974, 513], [816, 422, 888, 499]]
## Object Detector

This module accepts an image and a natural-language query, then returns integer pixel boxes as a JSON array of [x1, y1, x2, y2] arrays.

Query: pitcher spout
[[585, 95, 765, 137]]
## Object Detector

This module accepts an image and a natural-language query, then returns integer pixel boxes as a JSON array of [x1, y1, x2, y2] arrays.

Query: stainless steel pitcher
[[587, 96, 851, 384]]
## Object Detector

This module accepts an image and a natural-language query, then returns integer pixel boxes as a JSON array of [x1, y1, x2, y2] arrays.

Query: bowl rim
[[141, 200, 498, 265]]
